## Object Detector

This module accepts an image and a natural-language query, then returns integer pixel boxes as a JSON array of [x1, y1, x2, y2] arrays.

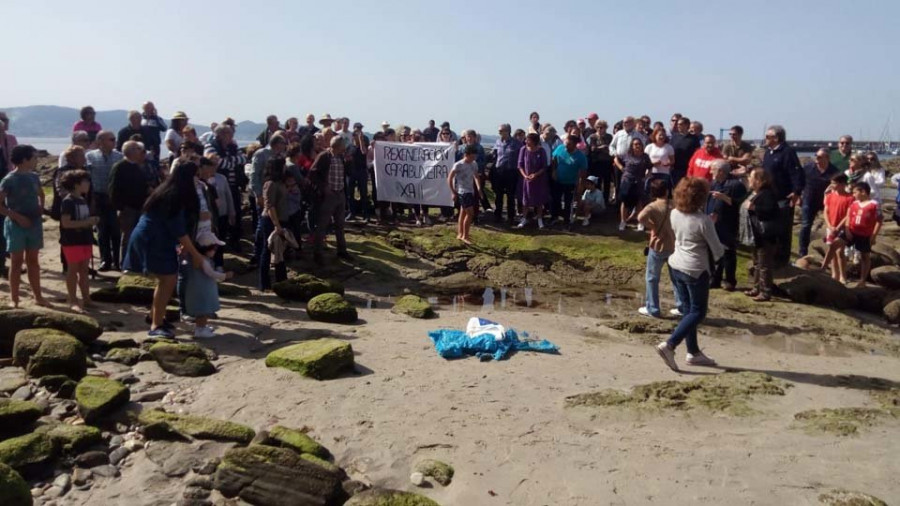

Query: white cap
[[196, 230, 225, 247]]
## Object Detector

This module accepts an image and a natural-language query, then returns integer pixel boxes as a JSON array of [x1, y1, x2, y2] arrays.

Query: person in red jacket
[[687, 134, 723, 181], [823, 181, 882, 288]]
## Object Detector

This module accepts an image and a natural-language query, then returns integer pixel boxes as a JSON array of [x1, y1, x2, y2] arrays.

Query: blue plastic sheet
[[428, 328, 559, 361]]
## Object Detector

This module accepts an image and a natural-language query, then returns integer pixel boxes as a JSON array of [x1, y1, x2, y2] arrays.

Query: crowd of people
[[0, 106, 893, 367]]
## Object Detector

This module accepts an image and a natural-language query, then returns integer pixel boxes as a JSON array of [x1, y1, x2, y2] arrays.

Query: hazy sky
[[3, 0, 898, 141]]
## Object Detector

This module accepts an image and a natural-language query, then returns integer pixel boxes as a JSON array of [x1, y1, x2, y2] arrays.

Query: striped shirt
[[204, 139, 247, 187], [85, 149, 124, 194]]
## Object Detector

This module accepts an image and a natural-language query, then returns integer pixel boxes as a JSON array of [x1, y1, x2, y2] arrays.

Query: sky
[[2, 0, 898, 141]]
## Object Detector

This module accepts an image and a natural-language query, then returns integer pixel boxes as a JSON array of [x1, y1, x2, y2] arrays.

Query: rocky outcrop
[[34, 424, 102, 454], [776, 270, 858, 310], [273, 275, 344, 302], [75, 377, 130, 425], [148, 342, 215, 377], [870, 266, 900, 290], [391, 295, 435, 319], [267, 426, 329, 459], [214, 444, 346, 506], [0, 309, 101, 356], [306, 293, 358, 324], [265, 339, 354, 380], [0, 433, 54, 470], [0, 462, 32, 506], [883, 299, 900, 323], [12, 329, 87, 379], [0, 400, 42, 439], [345, 488, 440, 506], [137, 409, 255, 444]]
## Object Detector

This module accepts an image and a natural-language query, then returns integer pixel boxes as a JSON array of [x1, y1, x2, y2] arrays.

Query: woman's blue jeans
[[666, 268, 710, 354]]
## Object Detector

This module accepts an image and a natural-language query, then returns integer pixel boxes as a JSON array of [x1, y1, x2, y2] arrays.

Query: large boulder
[[851, 286, 889, 314], [148, 342, 215, 377], [137, 409, 255, 444], [34, 424, 102, 454], [345, 488, 440, 506], [219, 283, 252, 297], [75, 377, 130, 425], [870, 266, 900, 290], [0, 400, 42, 439], [884, 299, 900, 323], [268, 426, 329, 459], [775, 270, 858, 310], [0, 462, 32, 506], [391, 295, 435, 319], [0, 433, 55, 470], [0, 368, 28, 395], [12, 329, 87, 379], [0, 309, 101, 356], [92, 274, 167, 304], [265, 339, 354, 380], [306, 293, 358, 324], [105, 347, 143, 366], [872, 242, 900, 266], [214, 445, 345, 506], [273, 275, 344, 302]]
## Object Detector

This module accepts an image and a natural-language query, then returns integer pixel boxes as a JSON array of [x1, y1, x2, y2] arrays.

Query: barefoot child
[[59, 170, 99, 312], [183, 230, 233, 339], [824, 182, 882, 288], [448, 144, 482, 244], [0, 145, 50, 308], [820, 174, 854, 283]]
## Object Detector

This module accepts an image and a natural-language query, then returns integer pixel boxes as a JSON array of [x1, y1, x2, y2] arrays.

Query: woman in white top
[[165, 111, 189, 155], [644, 128, 676, 196], [655, 177, 724, 372], [862, 151, 886, 206]]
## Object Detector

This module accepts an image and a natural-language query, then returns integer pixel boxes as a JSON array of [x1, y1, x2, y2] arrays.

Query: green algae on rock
[[34, 424, 102, 453], [0, 433, 55, 470], [391, 295, 435, 319], [273, 274, 345, 302], [345, 487, 441, 506], [138, 409, 255, 444], [793, 408, 894, 436], [818, 489, 888, 506], [0, 308, 101, 356], [268, 426, 329, 458], [105, 347, 143, 366], [0, 462, 32, 506], [265, 338, 354, 380], [565, 372, 789, 416], [75, 376, 130, 424], [12, 329, 87, 379], [0, 399, 42, 439], [306, 293, 358, 324], [414, 459, 454, 486], [149, 342, 215, 377]]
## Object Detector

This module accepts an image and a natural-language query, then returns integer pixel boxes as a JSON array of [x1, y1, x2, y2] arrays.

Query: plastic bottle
[[482, 287, 495, 310]]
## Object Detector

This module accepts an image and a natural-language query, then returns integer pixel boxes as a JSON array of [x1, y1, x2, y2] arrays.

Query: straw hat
[[172, 111, 189, 120], [319, 114, 335, 125]]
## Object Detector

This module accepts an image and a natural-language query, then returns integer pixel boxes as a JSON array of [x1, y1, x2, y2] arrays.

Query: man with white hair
[[109, 141, 150, 257], [706, 159, 746, 291], [59, 131, 91, 168], [798, 148, 839, 257], [608, 116, 648, 161], [309, 136, 351, 264], [86, 130, 124, 271], [204, 124, 247, 249], [298, 114, 319, 138], [116, 110, 149, 151]]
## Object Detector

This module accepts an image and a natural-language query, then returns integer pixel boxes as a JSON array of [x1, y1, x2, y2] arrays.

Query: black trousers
[[228, 186, 244, 251], [491, 170, 518, 221], [94, 193, 120, 266], [712, 247, 737, 287], [775, 204, 793, 267]]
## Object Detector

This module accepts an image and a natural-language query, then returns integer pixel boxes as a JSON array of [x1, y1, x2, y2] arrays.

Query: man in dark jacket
[[798, 148, 839, 257], [707, 160, 746, 290], [109, 141, 150, 263], [670, 116, 700, 187], [761, 125, 804, 267], [308, 137, 351, 264]]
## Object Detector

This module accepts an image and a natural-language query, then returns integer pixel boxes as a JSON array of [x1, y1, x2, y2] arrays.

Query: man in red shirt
[[820, 174, 854, 283], [686, 134, 723, 181], [823, 181, 882, 288]]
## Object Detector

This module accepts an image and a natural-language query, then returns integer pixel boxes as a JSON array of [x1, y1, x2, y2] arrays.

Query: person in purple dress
[[516, 133, 550, 229]]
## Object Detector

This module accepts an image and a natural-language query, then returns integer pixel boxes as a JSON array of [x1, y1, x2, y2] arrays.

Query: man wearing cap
[[256, 115, 280, 146], [298, 114, 319, 138], [422, 120, 439, 142], [319, 114, 336, 145], [381, 121, 391, 134], [309, 137, 351, 264], [165, 111, 189, 156], [492, 124, 523, 223]]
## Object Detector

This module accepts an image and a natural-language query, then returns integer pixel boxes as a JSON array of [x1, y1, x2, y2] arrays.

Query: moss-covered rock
[[0, 308, 101, 356], [34, 424, 102, 453], [565, 372, 789, 416], [345, 488, 440, 506], [12, 329, 87, 379], [818, 489, 888, 506], [148, 342, 215, 377], [137, 409, 254, 444], [0, 400, 42, 439], [222, 253, 254, 275], [105, 347, 142, 366], [214, 444, 345, 505], [75, 376, 130, 425], [273, 274, 345, 302], [0, 462, 32, 506], [414, 459, 454, 486], [0, 433, 55, 470], [268, 426, 329, 458], [391, 295, 435, 319], [794, 408, 895, 436], [306, 293, 358, 324], [265, 338, 354, 380], [91, 274, 164, 304]]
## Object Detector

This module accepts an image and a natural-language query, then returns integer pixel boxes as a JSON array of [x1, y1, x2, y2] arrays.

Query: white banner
[[373, 142, 455, 206]]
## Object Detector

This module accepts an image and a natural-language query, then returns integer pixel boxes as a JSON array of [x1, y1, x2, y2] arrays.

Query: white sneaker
[[686, 352, 717, 367], [193, 325, 216, 339], [618, 221, 626, 232], [669, 308, 683, 317], [637, 224, 645, 232], [415, 219, 422, 227], [582, 217, 590, 226], [516, 218, 527, 229], [537, 218, 545, 229], [638, 307, 652, 317], [655, 342, 679, 371]]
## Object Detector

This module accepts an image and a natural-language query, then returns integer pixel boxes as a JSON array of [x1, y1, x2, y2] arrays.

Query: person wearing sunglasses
[[830, 135, 853, 172], [761, 125, 803, 267]]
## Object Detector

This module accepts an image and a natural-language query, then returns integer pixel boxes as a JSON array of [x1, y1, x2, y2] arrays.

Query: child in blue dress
[[184, 230, 233, 338]]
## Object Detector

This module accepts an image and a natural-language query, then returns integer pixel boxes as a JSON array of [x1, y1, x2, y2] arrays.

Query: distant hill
[[0, 105, 266, 140]]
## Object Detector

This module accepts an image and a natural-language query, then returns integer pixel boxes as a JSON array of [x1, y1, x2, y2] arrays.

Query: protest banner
[[373, 142, 455, 206]]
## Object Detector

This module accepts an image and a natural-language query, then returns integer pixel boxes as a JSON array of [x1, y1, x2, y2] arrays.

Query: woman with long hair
[[122, 162, 205, 338], [655, 177, 724, 371], [614, 138, 652, 232]]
